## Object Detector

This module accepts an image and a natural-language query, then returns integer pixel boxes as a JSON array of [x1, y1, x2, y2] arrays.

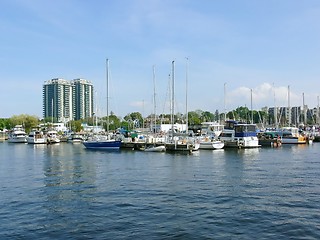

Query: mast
[[288, 85, 291, 126], [153, 65, 156, 133], [185, 57, 189, 133], [318, 96, 320, 125], [250, 88, 253, 124], [171, 61, 175, 139], [106, 58, 110, 133], [273, 83, 278, 128], [303, 92, 306, 126], [224, 83, 227, 122]]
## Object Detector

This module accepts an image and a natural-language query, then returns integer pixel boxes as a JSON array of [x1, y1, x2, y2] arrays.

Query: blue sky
[[1, 0, 320, 119]]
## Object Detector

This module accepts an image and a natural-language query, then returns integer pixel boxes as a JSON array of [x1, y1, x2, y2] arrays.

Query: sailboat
[[83, 59, 122, 150], [165, 60, 199, 153]]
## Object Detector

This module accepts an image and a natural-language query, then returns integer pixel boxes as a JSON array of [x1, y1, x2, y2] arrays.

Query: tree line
[[0, 107, 269, 133]]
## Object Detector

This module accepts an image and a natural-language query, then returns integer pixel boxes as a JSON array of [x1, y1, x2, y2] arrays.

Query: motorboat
[[219, 120, 260, 148], [8, 125, 27, 143], [27, 130, 46, 144]]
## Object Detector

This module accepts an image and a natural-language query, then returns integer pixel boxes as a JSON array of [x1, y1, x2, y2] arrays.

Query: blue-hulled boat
[[83, 135, 121, 150]]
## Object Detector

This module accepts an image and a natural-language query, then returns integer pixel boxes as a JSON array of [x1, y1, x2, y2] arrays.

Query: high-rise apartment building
[[43, 78, 94, 122], [72, 78, 94, 121]]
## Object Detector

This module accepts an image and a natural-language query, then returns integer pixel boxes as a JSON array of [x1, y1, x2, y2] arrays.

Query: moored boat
[[280, 127, 307, 144], [143, 144, 166, 152], [8, 125, 27, 143], [83, 135, 121, 150], [68, 133, 84, 143], [199, 135, 224, 150], [165, 135, 200, 153], [27, 130, 47, 144], [46, 130, 61, 144], [219, 120, 260, 148], [257, 131, 282, 147]]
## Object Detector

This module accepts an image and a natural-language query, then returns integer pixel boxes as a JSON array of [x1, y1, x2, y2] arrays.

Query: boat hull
[[83, 140, 121, 150], [281, 137, 306, 144], [144, 145, 166, 152], [199, 141, 224, 150]]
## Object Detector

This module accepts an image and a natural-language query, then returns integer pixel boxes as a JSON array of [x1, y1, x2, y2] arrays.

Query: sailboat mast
[[171, 61, 175, 138], [317, 96, 320, 124], [153, 65, 156, 133], [288, 85, 291, 127], [224, 83, 227, 122], [185, 57, 188, 133], [250, 88, 253, 124], [303, 92, 306, 126], [106, 58, 109, 133]]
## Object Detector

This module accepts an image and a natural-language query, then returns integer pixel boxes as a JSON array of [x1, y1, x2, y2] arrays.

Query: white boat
[[47, 130, 61, 144], [200, 122, 224, 138], [27, 130, 46, 144], [219, 120, 260, 148], [199, 136, 224, 150], [280, 127, 307, 144], [68, 133, 84, 143], [8, 125, 27, 143], [144, 145, 166, 152]]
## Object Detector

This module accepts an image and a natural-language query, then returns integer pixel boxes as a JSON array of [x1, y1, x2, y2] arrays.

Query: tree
[[201, 111, 215, 122], [124, 112, 143, 128], [10, 114, 39, 133], [188, 111, 201, 125], [101, 114, 121, 131], [0, 118, 11, 130], [69, 120, 83, 132]]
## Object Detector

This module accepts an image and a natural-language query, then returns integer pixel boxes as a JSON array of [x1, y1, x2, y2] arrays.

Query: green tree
[[69, 120, 83, 132], [10, 114, 39, 133], [101, 114, 121, 131], [201, 111, 215, 122], [124, 112, 143, 128], [0, 118, 11, 130], [188, 111, 201, 125]]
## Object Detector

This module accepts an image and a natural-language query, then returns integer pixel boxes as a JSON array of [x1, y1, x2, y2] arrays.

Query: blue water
[[0, 142, 319, 239]]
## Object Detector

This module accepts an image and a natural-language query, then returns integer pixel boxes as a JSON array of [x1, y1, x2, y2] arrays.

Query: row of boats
[[2, 121, 318, 153], [2, 125, 83, 144]]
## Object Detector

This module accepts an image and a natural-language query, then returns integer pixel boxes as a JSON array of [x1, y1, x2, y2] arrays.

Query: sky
[[1, 0, 320, 119]]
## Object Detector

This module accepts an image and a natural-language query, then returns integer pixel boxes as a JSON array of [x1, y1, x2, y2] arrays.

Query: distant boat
[[164, 60, 199, 153], [27, 130, 46, 144], [280, 127, 307, 144], [83, 59, 121, 150], [68, 133, 84, 143], [46, 130, 61, 144], [8, 125, 27, 143], [257, 131, 282, 147], [143, 144, 166, 152], [199, 136, 224, 150], [219, 120, 260, 148], [165, 138, 200, 153], [83, 135, 121, 150], [199, 122, 224, 150]]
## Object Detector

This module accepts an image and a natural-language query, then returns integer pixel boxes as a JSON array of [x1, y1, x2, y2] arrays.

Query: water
[[0, 142, 319, 239]]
